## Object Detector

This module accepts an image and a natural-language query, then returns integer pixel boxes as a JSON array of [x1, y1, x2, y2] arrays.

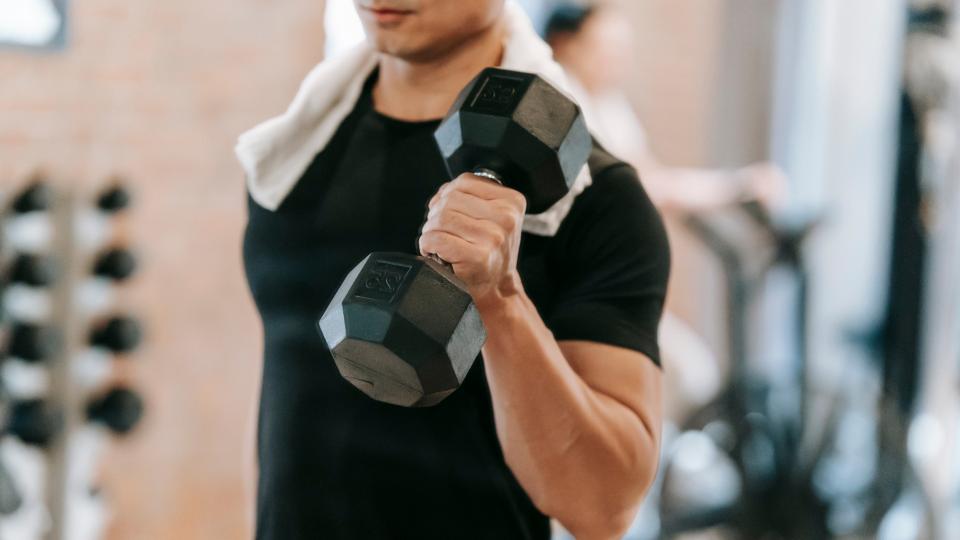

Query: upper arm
[[558, 340, 662, 443], [544, 162, 669, 461]]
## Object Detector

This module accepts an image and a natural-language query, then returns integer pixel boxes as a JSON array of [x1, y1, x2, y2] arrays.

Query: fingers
[[419, 174, 525, 292], [428, 174, 527, 213], [421, 208, 506, 247], [418, 230, 485, 265], [427, 190, 520, 232]]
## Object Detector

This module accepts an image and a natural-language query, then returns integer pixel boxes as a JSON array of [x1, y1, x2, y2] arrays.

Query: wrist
[[475, 272, 527, 318]]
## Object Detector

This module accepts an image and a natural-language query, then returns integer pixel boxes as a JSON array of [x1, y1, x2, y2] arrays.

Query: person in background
[[546, 0, 788, 440], [545, 3, 786, 212]]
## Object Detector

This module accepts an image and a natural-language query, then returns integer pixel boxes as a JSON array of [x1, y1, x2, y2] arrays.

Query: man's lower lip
[[365, 8, 414, 22]]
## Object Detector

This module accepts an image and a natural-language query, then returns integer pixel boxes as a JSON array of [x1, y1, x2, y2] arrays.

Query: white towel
[[234, 1, 606, 236]]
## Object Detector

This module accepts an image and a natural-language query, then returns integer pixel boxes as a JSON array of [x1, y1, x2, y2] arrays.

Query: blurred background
[[0, 0, 958, 539]]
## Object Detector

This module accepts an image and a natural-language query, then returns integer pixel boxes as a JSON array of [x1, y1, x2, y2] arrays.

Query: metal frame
[[43, 189, 82, 540]]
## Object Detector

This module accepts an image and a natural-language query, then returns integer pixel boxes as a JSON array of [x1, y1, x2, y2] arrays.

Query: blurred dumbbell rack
[[1, 178, 144, 540]]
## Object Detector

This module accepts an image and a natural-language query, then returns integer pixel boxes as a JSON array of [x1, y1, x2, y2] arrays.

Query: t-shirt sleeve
[[543, 163, 670, 366]]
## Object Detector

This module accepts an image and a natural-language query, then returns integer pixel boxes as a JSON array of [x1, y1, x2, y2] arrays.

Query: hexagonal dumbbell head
[[434, 67, 592, 214], [319, 253, 485, 407]]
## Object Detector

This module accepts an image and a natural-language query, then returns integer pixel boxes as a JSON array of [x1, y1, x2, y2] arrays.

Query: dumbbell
[[2, 399, 62, 447], [86, 386, 143, 435], [96, 185, 131, 214], [92, 248, 137, 282], [9, 181, 51, 214], [319, 67, 591, 407], [5, 254, 57, 287], [4, 323, 60, 363], [89, 316, 142, 353], [0, 388, 141, 446]]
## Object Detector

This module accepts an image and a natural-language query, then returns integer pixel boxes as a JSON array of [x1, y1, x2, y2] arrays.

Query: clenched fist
[[419, 173, 526, 310]]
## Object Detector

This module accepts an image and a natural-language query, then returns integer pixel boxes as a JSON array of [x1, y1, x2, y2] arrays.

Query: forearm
[[418, 172, 664, 536], [476, 284, 660, 539]]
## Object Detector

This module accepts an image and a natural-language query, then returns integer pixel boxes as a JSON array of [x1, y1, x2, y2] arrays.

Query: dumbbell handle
[[426, 167, 504, 268], [472, 167, 503, 184]]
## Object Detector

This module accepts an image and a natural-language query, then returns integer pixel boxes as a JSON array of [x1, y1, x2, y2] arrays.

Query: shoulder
[[561, 144, 665, 245], [542, 146, 670, 365]]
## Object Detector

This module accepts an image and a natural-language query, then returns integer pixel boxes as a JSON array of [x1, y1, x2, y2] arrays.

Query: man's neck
[[373, 22, 505, 121]]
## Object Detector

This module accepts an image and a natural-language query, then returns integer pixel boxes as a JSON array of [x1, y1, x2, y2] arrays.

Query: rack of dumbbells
[[1, 177, 144, 540]]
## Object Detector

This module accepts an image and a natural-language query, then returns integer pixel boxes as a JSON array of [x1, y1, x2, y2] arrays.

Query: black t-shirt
[[242, 74, 670, 540]]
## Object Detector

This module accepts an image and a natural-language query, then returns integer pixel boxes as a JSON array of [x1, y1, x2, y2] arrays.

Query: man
[[236, 1, 669, 539]]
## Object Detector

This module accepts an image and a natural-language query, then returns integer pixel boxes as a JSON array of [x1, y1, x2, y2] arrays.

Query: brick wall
[[0, 2, 325, 538]]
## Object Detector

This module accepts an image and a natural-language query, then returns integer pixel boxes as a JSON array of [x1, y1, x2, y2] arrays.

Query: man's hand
[[418, 173, 526, 310]]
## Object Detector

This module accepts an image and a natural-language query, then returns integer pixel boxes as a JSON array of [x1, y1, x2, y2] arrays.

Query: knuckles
[[509, 191, 527, 212], [500, 206, 523, 232], [420, 176, 525, 288], [427, 176, 526, 242], [418, 231, 451, 259], [487, 229, 506, 248]]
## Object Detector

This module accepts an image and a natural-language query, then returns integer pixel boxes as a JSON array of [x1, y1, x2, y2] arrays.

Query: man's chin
[[370, 38, 436, 62]]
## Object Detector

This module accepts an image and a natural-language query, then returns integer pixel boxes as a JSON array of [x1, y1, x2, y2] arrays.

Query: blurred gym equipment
[[1, 179, 146, 540], [6, 323, 61, 363], [89, 316, 142, 354], [650, 203, 826, 538], [91, 249, 136, 283], [874, 3, 960, 539], [622, 2, 960, 539], [86, 387, 143, 436]]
